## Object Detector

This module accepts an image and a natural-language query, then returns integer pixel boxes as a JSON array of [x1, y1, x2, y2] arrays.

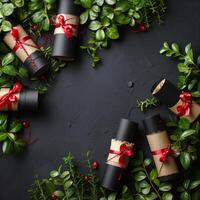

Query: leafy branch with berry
[[76, 0, 167, 67], [29, 150, 200, 200], [29, 152, 116, 200]]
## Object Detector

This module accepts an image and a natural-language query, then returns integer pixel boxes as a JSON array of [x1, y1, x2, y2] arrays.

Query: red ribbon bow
[[177, 91, 192, 117], [55, 15, 79, 39], [0, 82, 22, 110], [151, 147, 174, 163], [10, 27, 39, 70], [109, 143, 133, 168], [11, 27, 38, 53]]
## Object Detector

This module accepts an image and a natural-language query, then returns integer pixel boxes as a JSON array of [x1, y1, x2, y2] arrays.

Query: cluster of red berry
[[50, 161, 100, 200]]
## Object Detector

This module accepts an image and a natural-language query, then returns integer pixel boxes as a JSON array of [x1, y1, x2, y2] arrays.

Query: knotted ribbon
[[11, 27, 38, 53], [10, 27, 39, 70], [177, 91, 192, 117], [108, 143, 133, 168], [55, 15, 79, 39], [151, 146, 175, 163], [0, 82, 22, 110]]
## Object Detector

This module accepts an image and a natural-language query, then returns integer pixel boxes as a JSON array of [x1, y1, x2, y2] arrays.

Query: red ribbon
[[55, 15, 79, 39], [109, 143, 133, 168], [177, 91, 192, 117], [10, 27, 39, 70], [0, 82, 22, 110], [11, 27, 38, 53], [151, 147, 174, 163]]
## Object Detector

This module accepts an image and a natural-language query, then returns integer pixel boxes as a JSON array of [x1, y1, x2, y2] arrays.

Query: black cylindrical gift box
[[143, 114, 179, 181], [1, 18, 48, 77], [102, 119, 138, 191], [18, 89, 38, 111], [52, 0, 80, 61], [151, 78, 200, 123], [0, 86, 38, 111], [151, 79, 179, 107]]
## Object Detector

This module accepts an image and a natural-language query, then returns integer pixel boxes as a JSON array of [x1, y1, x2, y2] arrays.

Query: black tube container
[[23, 51, 49, 76], [1, 17, 48, 77], [0, 87, 38, 111], [101, 119, 138, 191], [52, 0, 80, 61], [151, 79, 180, 107], [18, 89, 38, 111], [143, 114, 179, 181]]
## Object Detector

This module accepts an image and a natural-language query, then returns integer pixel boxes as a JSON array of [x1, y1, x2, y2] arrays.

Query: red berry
[[38, 75, 46, 81], [83, 175, 90, 182], [139, 24, 147, 32], [31, 24, 38, 31], [22, 120, 30, 128], [50, 193, 57, 200], [92, 161, 99, 170]]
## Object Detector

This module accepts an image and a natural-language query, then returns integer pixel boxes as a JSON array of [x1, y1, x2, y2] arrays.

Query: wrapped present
[[102, 119, 138, 191], [0, 82, 38, 111], [152, 78, 200, 123], [1, 20, 48, 77], [143, 114, 179, 181], [52, 0, 79, 61]]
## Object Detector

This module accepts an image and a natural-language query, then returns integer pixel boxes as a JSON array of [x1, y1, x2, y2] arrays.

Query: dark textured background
[[1, 0, 200, 199]]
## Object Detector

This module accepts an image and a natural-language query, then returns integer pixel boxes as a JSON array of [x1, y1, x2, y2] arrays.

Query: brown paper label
[[147, 131, 179, 178], [106, 139, 134, 168], [170, 100, 200, 123], [54, 14, 79, 37], [3, 25, 38, 62], [0, 88, 20, 111]]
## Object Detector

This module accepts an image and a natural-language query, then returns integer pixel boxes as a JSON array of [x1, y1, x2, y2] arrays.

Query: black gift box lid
[[58, 0, 80, 15], [143, 114, 166, 135], [101, 165, 124, 191], [151, 79, 180, 107], [19, 89, 38, 111], [116, 119, 138, 143]]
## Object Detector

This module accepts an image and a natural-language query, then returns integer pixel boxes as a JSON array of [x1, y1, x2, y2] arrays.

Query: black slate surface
[[1, 0, 200, 199]]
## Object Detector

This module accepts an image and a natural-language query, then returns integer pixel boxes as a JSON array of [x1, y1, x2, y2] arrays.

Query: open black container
[[151, 78, 180, 107], [1, 17, 48, 77], [52, 0, 80, 61], [101, 119, 138, 191], [143, 114, 179, 181]]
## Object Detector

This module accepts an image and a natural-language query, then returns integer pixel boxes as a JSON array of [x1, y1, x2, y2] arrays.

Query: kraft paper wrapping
[[0, 88, 20, 111], [170, 100, 200, 123], [106, 139, 134, 168], [54, 14, 79, 36], [3, 25, 38, 63], [147, 131, 178, 178]]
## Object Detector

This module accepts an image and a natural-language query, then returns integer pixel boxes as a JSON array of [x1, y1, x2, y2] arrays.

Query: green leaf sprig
[[29, 151, 200, 200], [0, 113, 26, 155], [132, 151, 173, 200], [76, 0, 167, 67], [177, 179, 200, 199], [29, 152, 116, 200], [160, 42, 200, 102], [167, 117, 200, 170], [137, 96, 159, 112]]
